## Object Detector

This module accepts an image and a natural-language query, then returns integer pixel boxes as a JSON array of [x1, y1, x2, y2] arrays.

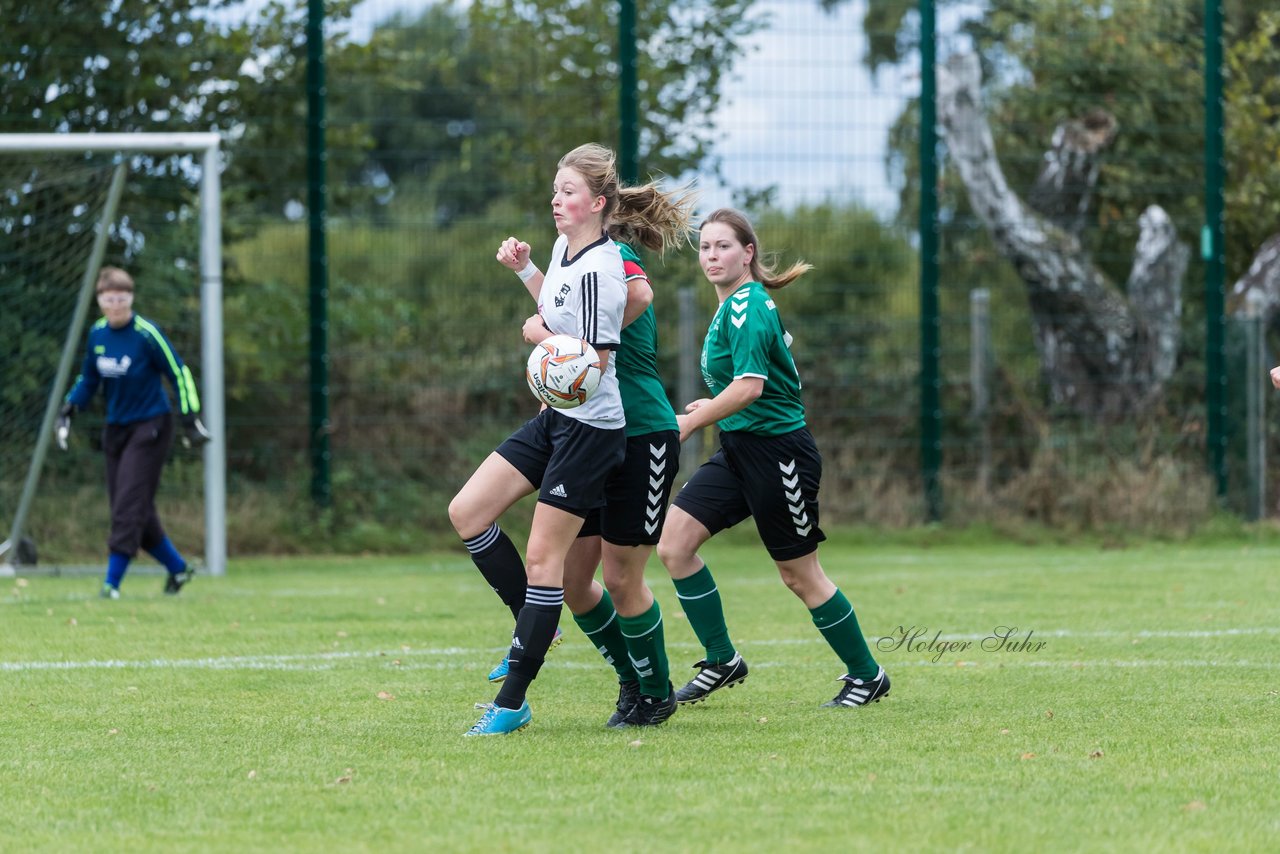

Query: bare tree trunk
[[1229, 234, 1280, 324], [937, 53, 1188, 417]]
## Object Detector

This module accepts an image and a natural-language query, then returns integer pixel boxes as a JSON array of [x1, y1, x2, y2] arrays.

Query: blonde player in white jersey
[[449, 143, 633, 736]]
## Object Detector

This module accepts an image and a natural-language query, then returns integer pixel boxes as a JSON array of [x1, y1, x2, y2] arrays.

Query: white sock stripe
[[676, 587, 719, 601], [817, 606, 855, 631], [620, 613, 663, 638], [462, 523, 501, 553], [580, 609, 618, 635], [524, 588, 564, 607]]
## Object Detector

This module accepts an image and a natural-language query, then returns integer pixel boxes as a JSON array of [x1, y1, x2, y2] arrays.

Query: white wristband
[[516, 261, 538, 283]]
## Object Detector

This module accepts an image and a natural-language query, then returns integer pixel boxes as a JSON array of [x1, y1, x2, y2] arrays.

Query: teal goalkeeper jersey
[[616, 243, 678, 436], [700, 280, 806, 435]]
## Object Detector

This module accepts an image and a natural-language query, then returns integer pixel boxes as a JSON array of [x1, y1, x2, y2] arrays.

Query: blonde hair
[[700, 208, 812, 290], [96, 266, 135, 293], [558, 142, 696, 256], [558, 143, 620, 220], [610, 182, 697, 256]]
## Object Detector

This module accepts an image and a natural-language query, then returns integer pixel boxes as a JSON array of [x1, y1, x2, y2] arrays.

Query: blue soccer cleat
[[488, 626, 564, 683], [465, 701, 532, 736]]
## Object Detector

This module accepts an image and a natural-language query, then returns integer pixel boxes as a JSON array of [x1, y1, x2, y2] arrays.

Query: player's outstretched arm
[[674, 377, 764, 442]]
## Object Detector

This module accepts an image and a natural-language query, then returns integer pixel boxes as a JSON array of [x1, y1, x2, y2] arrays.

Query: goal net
[[0, 135, 225, 577]]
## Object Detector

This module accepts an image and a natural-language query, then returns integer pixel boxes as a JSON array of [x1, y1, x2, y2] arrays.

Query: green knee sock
[[672, 564, 736, 665], [810, 588, 879, 680], [572, 587, 636, 682], [618, 600, 671, 699]]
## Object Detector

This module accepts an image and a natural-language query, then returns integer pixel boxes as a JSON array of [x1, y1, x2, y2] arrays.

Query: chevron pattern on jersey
[[729, 289, 749, 329]]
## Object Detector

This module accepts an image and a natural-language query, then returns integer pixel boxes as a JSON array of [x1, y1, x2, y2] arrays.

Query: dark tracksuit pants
[[103, 413, 173, 557]]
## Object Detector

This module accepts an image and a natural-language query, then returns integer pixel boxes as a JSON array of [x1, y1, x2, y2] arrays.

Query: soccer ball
[[526, 334, 603, 409]]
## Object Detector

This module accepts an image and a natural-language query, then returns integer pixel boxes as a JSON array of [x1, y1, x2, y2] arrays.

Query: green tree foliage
[[335, 0, 761, 221], [0, 0, 376, 222], [1222, 10, 1280, 291], [835, 0, 1280, 285]]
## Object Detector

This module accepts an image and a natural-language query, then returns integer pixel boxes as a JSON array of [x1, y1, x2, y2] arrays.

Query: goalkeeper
[[57, 266, 210, 599]]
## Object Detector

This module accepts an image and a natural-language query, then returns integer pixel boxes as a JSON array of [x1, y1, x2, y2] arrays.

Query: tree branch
[[1027, 108, 1118, 237], [936, 53, 1187, 416]]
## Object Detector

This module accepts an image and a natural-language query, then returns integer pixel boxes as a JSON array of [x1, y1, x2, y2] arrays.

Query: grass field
[[3, 533, 1278, 852]]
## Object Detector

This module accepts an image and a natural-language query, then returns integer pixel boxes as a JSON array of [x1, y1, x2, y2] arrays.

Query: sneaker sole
[[823, 685, 890, 708], [487, 631, 566, 684], [500, 719, 532, 735], [676, 674, 747, 705], [824, 696, 889, 708], [466, 719, 531, 737]]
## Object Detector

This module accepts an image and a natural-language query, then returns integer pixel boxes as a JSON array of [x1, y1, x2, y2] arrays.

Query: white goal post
[[0, 133, 226, 577]]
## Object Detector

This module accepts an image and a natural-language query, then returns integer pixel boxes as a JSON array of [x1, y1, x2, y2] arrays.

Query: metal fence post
[[970, 289, 992, 499], [677, 287, 703, 480], [1204, 0, 1227, 499], [919, 0, 942, 522], [1245, 313, 1266, 521], [618, 0, 638, 184], [307, 0, 331, 508]]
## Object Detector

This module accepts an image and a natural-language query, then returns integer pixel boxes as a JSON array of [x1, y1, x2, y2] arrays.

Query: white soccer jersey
[[537, 232, 627, 428]]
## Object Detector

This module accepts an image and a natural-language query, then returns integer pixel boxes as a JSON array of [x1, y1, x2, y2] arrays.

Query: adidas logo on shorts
[[549, 483, 568, 498]]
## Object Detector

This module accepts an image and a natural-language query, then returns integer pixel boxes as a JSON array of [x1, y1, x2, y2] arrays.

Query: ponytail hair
[[610, 182, 698, 256], [700, 208, 812, 290]]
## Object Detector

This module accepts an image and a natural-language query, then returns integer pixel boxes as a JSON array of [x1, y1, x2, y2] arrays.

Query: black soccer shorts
[[496, 408, 626, 517], [672, 426, 826, 561], [578, 429, 680, 546]]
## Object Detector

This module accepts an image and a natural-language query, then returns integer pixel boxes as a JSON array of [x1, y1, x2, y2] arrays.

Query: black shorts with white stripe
[[578, 430, 680, 546], [672, 427, 826, 562]]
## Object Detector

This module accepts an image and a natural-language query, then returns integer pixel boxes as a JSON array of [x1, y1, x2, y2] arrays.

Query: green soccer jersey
[[616, 243, 678, 436], [700, 280, 806, 435]]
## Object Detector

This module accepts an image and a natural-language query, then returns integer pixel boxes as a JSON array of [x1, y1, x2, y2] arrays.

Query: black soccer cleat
[[822, 666, 891, 708], [623, 682, 677, 727], [606, 680, 642, 728], [674, 652, 748, 705], [163, 566, 195, 596]]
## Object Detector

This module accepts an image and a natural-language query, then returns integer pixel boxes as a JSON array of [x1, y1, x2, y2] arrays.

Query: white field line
[[2, 627, 1277, 673]]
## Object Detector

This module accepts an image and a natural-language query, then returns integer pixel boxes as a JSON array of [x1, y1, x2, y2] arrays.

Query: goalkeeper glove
[[181, 413, 211, 449], [55, 404, 74, 451]]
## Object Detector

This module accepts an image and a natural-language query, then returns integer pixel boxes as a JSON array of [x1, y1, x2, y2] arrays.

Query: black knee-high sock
[[462, 523, 527, 620], [494, 585, 564, 709]]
